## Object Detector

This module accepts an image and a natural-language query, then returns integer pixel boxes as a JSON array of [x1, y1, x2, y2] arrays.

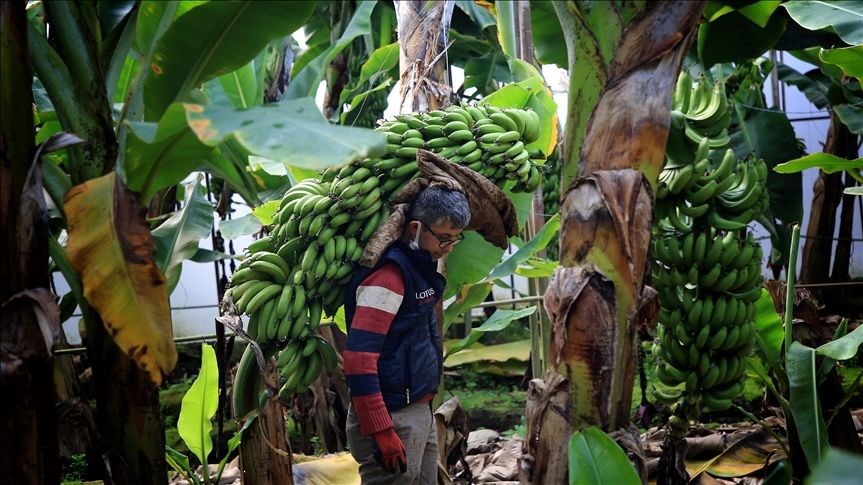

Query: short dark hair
[[407, 186, 470, 228]]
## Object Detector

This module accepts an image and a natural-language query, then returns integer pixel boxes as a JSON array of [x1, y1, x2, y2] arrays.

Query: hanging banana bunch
[[228, 103, 546, 403], [541, 149, 560, 260], [650, 72, 767, 416]]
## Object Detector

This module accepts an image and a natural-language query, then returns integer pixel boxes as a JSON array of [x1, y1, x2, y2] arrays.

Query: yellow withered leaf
[[64, 172, 177, 384]]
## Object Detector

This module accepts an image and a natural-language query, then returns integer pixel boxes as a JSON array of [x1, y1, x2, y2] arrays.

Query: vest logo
[[416, 287, 435, 302]]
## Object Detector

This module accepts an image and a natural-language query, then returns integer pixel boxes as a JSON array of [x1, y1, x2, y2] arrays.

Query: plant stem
[[784, 224, 800, 355]]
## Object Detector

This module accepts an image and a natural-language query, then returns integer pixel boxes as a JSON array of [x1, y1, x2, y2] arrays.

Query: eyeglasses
[[418, 221, 464, 248]]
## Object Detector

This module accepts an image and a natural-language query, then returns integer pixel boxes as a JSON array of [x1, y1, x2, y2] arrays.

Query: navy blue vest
[[345, 241, 446, 411]]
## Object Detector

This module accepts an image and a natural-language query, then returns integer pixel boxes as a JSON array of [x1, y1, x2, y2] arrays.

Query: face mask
[[409, 224, 422, 251]]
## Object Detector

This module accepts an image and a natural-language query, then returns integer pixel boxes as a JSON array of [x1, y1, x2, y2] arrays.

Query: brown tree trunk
[[799, 113, 858, 287], [537, 2, 704, 483], [0, 1, 59, 482], [830, 172, 855, 286], [239, 393, 294, 484], [395, 0, 454, 113]]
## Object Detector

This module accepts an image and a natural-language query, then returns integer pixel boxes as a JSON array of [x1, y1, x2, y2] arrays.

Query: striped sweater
[[343, 263, 434, 435]]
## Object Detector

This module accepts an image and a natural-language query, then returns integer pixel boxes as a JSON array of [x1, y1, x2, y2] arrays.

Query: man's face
[[409, 220, 463, 261]]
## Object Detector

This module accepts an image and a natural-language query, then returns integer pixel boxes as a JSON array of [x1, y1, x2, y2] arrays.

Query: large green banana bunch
[[665, 72, 732, 168], [228, 103, 546, 401], [541, 150, 560, 260], [650, 72, 765, 414]]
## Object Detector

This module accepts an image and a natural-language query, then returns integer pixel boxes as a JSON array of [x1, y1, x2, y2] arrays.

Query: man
[[343, 186, 470, 484]]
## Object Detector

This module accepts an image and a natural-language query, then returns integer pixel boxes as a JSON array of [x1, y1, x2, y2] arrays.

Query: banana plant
[[22, 1, 390, 481], [533, 2, 707, 483], [747, 224, 863, 481], [166, 344, 256, 485]]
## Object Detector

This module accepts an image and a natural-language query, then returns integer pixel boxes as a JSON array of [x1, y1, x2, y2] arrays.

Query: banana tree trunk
[[529, 3, 704, 483], [1, 1, 59, 482], [395, 0, 455, 113], [800, 112, 859, 303], [29, 3, 168, 481]]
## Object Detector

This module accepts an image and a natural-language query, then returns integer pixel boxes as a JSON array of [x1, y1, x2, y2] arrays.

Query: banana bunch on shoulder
[[227, 103, 549, 404], [651, 72, 766, 415], [276, 334, 339, 397]]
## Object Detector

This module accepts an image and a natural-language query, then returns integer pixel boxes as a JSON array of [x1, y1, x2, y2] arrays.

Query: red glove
[[373, 427, 406, 473]]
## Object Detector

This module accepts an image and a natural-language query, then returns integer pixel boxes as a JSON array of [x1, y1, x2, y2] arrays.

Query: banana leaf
[[219, 214, 262, 240], [805, 447, 863, 485], [568, 427, 641, 485], [64, 173, 176, 384], [178, 344, 219, 472], [125, 103, 215, 203], [782, 1, 863, 45], [285, 0, 375, 100], [152, 177, 214, 293], [445, 306, 536, 359], [787, 341, 828, 467], [820, 45, 863, 80], [143, 0, 315, 120], [183, 98, 386, 171]]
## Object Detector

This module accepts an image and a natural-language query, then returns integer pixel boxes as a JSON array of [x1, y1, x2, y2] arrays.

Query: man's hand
[[372, 427, 406, 473]]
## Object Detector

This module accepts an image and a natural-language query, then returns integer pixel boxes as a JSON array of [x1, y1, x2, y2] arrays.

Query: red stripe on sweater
[[358, 263, 404, 294], [351, 306, 400, 334], [352, 394, 392, 435], [343, 350, 379, 375]]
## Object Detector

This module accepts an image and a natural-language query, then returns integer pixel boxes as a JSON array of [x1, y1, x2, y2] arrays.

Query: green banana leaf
[[445, 306, 537, 359], [753, 289, 784, 368], [355, 42, 399, 89], [820, 46, 863, 80], [444, 339, 530, 367], [125, 103, 215, 203], [217, 59, 259, 110], [183, 98, 386, 170], [514, 257, 558, 278], [152, 177, 214, 293], [790, 47, 844, 79], [462, 52, 511, 97], [178, 344, 219, 469], [454, 0, 496, 31], [143, 0, 315, 120], [202, 154, 258, 206], [445, 232, 506, 301], [488, 213, 560, 280], [776, 62, 830, 109], [787, 342, 828, 468], [219, 214, 262, 240], [443, 282, 492, 331], [285, 0, 375, 100], [775, 153, 863, 175], [251, 200, 281, 226], [103, 5, 138, 106], [697, 8, 787, 68], [816, 324, 863, 361], [165, 446, 200, 485], [805, 447, 863, 485], [568, 427, 641, 485], [495, 0, 518, 58], [190, 248, 234, 263], [530, 0, 566, 67], [782, 1, 863, 46], [704, 1, 782, 28]]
